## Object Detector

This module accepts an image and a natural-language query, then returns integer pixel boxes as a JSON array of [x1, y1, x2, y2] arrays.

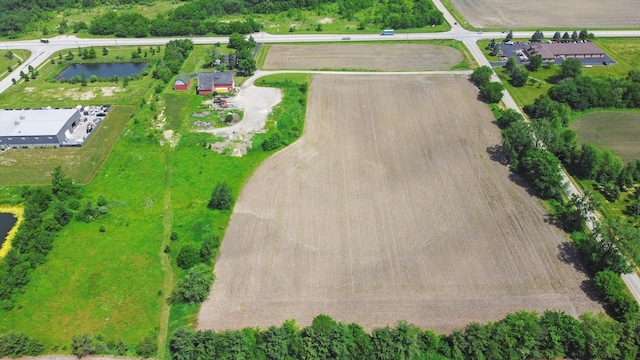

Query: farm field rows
[[262, 44, 464, 71], [571, 111, 640, 163], [448, 0, 640, 29], [198, 74, 603, 333]]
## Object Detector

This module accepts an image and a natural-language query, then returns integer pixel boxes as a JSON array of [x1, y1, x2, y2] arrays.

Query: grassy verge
[[0, 50, 31, 82], [450, 40, 476, 69], [498, 67, 552, 108], [439, 0, 475, 31], [255, 43, 270, 69]]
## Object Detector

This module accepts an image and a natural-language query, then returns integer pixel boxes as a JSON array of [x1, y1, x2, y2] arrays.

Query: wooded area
[[0, 0, 444, 37]]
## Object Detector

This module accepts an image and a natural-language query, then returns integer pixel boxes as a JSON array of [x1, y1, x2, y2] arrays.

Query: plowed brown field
[[450, 0, 640, 29], [198, 74, 602, 333], [262, 44, 463, 70]]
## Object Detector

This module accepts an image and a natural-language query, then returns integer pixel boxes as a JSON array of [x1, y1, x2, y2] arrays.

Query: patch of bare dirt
[[162, 129, 180, 148], [63, 89, 95, 100], [101, 87, 122, 97], [263, 44, 464, 71], [197, 74, 603, 333]]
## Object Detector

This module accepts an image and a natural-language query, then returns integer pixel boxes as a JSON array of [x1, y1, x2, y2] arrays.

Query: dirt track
[[197, 74, 602, 333], [263, 44, 463, 71], [450, 0, 640, 29]]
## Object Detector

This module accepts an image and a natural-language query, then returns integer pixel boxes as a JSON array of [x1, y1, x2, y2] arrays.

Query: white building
[[0, 108, 81, 149]]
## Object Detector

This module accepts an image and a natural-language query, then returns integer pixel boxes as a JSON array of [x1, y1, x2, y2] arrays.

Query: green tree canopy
[[208, 182, 233, 210], [479, 82, 504, 103]]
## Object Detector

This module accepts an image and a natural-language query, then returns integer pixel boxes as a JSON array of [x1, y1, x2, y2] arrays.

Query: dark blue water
[[56, 62, 148, 79], [0, 212, 17, 249]]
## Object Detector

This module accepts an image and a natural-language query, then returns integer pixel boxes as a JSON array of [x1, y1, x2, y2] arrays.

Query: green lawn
[[571, 110, 640, 164], [589, 38, 640, 77], [498, 66, 553, 108], [0, 50, 30, 82]]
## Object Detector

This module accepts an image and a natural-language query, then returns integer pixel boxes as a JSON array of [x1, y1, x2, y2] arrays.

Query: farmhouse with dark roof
[[196, 72, 235, 95]]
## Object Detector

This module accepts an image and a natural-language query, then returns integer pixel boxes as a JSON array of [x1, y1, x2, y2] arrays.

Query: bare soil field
[[262, 44, 464, 71], [198, 74, 603, 333], [450, 0, 640, 29]]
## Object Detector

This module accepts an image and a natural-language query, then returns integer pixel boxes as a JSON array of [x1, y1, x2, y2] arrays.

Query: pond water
[[0, 213, 17, 249], [56, 62, 148, 80]]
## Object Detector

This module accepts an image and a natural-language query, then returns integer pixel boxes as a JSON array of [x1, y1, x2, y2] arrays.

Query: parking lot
[[65, 105, 111, 146]]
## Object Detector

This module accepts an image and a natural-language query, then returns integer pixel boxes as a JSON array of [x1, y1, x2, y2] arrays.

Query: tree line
[[152, 39, 194, 84], [470, 63, 640, 341], [169, 311, 640, 360], [1, 0, 445, 38]]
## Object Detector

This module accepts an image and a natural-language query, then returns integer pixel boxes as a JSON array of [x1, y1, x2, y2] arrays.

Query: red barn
[[196, 72, 235, 95], [174, 73, 191, 90]]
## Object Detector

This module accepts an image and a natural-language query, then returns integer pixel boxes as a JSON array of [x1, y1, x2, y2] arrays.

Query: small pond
[[56, 62, 148, 80], [0, 213, 17, 249]]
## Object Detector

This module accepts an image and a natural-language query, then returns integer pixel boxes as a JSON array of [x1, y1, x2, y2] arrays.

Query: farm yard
[[448, 0, 640, 29], [262, 43, 465, 71], [571, 111, 640, 163], [197, 74, 603, 333]]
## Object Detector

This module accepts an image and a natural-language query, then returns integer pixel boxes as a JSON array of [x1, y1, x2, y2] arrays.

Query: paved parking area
[[65, 105, 111, 146]]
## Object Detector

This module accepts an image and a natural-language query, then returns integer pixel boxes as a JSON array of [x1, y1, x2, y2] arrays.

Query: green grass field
[[0, 50, 31, 82], [0, 105, 167, 350], [571, 110, 640, 164]]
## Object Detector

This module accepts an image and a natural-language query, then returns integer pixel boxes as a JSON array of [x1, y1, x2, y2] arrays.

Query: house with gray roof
[[196, 71, 235, 95], [525, 42, 606, 61]]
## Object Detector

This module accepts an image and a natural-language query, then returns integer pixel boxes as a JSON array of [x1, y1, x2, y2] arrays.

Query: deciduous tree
[[208, 182, 233, 210], [479, 81, 504, 103]]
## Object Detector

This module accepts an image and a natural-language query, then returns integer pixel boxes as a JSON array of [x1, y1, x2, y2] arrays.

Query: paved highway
[[2, 24, 640, 94], [2, 0, 639, 305]]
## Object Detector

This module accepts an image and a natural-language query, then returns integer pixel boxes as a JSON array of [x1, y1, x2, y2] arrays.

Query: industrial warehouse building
[[0, 108, 81, 149]]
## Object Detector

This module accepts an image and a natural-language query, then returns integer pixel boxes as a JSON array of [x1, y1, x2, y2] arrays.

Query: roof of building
[[0, 108, 78, 137], [175, 72, 190, 85], [196, 72, 234, 91], [526, 42, 605, 59]]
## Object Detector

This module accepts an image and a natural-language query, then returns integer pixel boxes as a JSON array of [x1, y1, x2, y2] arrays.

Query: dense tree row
[[377, 0, 444, 29], [170, 311, 640, 360], [0, 332, 44, 358], [549, 66, 640, 110], [152, 39, 194, 84]]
